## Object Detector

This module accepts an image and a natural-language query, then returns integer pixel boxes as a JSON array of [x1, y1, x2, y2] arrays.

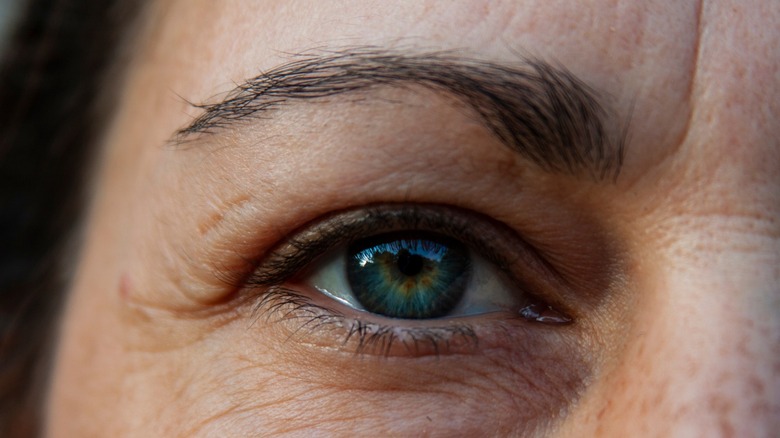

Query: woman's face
[[46, 1, 779, 436]]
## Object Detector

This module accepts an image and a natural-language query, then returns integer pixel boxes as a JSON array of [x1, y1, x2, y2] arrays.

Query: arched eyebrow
[[174, 48, 628, 181]]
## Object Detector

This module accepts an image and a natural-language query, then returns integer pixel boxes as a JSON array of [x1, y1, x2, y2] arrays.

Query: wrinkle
[[620, 0, 707, 193], [666, 0, 705, 168]]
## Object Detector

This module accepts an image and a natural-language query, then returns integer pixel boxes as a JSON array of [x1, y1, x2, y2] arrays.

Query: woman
[[2, 0, 778, 436]]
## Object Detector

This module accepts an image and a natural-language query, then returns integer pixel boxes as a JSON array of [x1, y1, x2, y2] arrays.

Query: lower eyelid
[[253, 285, 465, 357], [251, 283, 557, 358]]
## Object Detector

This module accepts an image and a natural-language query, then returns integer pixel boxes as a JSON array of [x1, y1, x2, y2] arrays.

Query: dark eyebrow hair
[[175, 48, 628, 180]]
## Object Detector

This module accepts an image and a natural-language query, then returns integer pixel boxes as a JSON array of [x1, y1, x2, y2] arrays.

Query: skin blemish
[[197, 194, 251, 237], [119, 273, 133, 301]]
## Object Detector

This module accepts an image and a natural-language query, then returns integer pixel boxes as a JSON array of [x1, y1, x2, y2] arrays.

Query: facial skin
[[46, 0, 779, 436]]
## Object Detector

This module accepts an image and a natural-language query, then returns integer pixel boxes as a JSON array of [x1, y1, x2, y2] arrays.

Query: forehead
[[131, 1, 687, 172]]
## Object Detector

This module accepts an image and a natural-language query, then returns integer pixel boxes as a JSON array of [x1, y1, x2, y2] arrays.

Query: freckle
[[748, 375, 765, 396], [708, 395, 736, 436], [198, 210, 225, 236], [119, 273, 132, 301]]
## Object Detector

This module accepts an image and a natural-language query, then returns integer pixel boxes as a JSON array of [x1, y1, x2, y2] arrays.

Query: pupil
[[396, 249, 424, 276]]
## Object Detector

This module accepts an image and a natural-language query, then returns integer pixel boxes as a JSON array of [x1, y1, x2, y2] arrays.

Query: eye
[[245, 204, 573, 356], [307, 231, 522, 319]]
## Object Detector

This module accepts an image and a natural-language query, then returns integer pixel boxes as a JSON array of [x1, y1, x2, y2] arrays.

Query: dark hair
[[0, 0, 142, 435]]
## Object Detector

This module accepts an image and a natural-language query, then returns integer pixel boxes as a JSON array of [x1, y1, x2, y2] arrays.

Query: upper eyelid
[[244, 204, 509, 286]]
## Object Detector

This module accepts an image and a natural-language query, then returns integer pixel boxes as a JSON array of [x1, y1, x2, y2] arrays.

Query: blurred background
[[0, 0, 20, 53]]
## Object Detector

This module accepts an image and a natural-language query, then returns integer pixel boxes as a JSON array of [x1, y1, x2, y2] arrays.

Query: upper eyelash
[[244, 203, 517, 287]]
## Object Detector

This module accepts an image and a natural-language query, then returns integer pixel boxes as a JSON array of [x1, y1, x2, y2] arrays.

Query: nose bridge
[[622, 111, 780, 435], [611, 143, 780, 435], [646, 234, 778, 435], [586, 6, 780, 427]]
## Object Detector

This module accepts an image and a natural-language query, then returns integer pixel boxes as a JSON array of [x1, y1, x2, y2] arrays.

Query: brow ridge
[[175, 47, 627, 180]]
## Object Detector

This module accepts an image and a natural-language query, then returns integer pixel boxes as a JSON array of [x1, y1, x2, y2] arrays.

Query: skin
[[46, 0, 779, 436]]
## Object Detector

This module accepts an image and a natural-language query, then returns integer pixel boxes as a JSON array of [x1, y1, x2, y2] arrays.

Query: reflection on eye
[[245, 204, 572, 356]]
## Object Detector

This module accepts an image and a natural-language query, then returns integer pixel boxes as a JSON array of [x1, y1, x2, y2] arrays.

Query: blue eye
[[346, 233, 470, 319], [305, 229, 524, 321]]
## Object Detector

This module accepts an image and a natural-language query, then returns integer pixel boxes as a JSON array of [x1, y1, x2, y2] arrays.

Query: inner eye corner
[[517, 302, 575, 326]]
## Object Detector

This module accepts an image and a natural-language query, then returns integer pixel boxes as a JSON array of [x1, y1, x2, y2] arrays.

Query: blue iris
[[346, 233, 471, 319]]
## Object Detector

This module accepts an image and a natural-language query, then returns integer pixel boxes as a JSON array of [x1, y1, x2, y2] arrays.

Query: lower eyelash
[[251, 286, 480, 357]]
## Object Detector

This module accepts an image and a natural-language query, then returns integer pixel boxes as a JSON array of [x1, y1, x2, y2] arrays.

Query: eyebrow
[[175, 48, 627, 180]]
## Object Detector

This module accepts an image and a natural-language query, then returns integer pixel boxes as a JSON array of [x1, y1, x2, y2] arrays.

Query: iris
[[346, 233, 471, 319]]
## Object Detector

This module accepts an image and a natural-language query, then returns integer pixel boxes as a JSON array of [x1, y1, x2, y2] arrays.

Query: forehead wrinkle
[[173, 47, 628, 181]]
